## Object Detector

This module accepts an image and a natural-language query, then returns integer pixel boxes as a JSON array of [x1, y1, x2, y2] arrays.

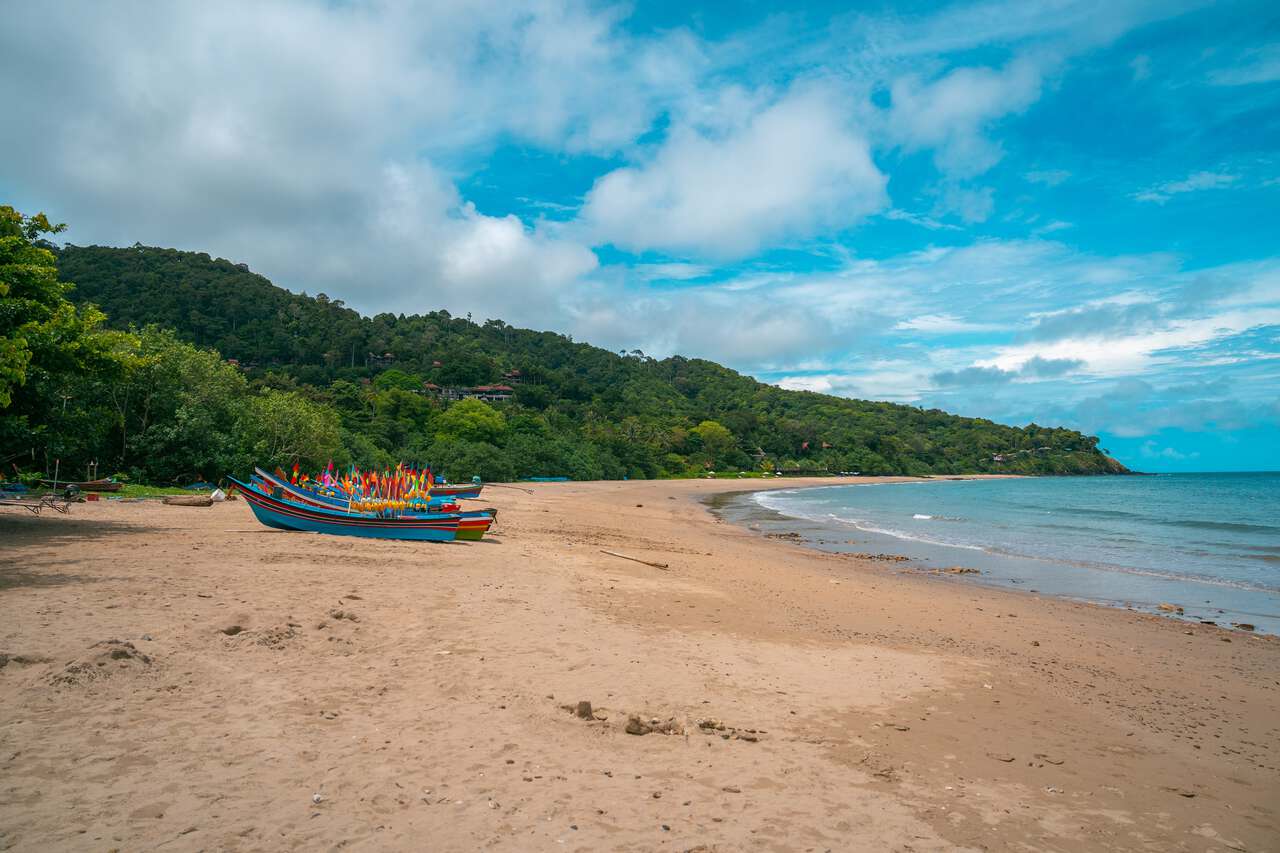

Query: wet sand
[[1, 476, 1277, 851]]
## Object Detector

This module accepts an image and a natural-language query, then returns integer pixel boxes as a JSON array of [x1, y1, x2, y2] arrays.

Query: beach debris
[[1156, 603, 1184, 614], [1034, 753, 1065, 765], [312, 793, 324, 804], [848, 552, 911, 562], [0, 653, 50, 669], [941, 566, 980, 575], [328, 608, 359, 622], [1162, 786, 1197, 798], [625, 716, 652, 735], [695, 717, 762, 742], [764, 532, 803, 541], [1231, 623, 1256, 632], [600, 550, 669, 570], [623, 714, 685, 736], [987, 752, 1016, 763], [1031, 640, 1041, 646], [221, 625, 244, 636], [722, 785, 741, 793], [575, 701, 594, 720]]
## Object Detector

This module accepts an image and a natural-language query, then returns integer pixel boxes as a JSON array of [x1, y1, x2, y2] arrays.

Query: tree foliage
[[0, 230, 1130, 483]]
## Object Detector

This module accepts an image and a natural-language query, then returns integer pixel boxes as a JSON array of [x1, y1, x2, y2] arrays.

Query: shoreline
[[2, 477, 1277, 850], [707, 477, 1279, 635]]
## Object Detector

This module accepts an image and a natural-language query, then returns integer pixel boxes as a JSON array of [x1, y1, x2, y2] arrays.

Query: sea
[[722, 472, 1280, 634]]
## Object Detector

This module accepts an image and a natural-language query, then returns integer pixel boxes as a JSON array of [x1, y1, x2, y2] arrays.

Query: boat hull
[[232, 479, 459, 542], [252, 469, 493, 538]]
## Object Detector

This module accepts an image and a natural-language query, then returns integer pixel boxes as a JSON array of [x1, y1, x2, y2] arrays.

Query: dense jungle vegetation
[[0, 206, 1128, 484]]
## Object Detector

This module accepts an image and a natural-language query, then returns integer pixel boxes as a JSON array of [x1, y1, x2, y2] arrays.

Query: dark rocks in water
[[1231, 622, 1256, 632]]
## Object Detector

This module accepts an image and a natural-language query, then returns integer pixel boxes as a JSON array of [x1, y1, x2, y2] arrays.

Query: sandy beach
[[1, 476, 1277, 852]]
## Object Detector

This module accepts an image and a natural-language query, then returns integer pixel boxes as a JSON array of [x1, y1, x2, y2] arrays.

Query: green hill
[[38, 242, 1127, 481]]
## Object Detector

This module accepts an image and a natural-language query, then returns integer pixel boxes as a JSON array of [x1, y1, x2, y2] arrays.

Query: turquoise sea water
[[744, 473, 1280, 633]]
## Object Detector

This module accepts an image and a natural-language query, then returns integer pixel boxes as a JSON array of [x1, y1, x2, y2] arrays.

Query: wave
[[1055, 507, 1145, 519], [824, 514, 987, 551], [1161, 519, 1280, 535], [912, 513, 965, 521]]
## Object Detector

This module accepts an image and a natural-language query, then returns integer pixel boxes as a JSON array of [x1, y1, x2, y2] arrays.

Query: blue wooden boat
[[231, 478, 460, 542], [251, 469, 495, 540]]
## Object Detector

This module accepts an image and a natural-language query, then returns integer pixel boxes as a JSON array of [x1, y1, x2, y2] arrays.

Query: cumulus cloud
[[0, 0, 696, 321], [931, 356, 1083, 387], [888, 58, 1044, 178], [578, 85, 887, 258]]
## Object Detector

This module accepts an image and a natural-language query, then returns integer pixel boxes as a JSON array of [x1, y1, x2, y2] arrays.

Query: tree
[[691, 419, 735, 465], [434, 398, 506, 444], [1, 207, 121, 469], [238, 389, 342, 471]]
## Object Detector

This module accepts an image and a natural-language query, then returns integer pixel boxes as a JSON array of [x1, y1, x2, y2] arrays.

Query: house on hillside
[[470, 384, 514, 402], [502, 368, 523, 384]]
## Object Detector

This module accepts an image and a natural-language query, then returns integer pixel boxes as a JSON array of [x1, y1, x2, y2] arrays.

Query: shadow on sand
[[0, 514, 158, 591]]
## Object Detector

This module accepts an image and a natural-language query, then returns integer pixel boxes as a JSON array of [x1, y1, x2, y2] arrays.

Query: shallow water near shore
[[717, 473, 1280, 634]]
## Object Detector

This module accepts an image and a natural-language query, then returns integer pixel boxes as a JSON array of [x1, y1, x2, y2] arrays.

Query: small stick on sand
[[600, 549, 669, 570]]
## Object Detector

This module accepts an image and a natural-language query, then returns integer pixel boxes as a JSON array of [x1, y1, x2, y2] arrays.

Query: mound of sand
[[48, 639, 153, 687]]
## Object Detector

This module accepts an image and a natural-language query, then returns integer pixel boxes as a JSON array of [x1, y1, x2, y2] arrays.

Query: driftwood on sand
[[600, 549, 669, 570]]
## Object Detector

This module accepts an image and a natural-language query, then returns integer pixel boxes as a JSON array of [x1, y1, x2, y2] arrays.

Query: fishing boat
[[427, 481, 484, 500], [255, 467, 496, 540], [230, 478, 460, 542]]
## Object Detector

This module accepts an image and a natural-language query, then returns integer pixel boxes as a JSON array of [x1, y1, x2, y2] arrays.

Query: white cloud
[[1034, 220, 1074, 234], [1207, 44, 1280, 86], [884, 209, 963, 231], [1130, 53, 1152, 81], [578, 85, 888, 258], [894, 314, 1003, 334], [1133, 170, 1240, 203], [0, 0, 699, 321], [1025, 169, 1072, 186], [888, 58, 1044, 178]]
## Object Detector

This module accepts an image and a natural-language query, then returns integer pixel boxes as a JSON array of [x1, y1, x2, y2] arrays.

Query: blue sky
[[2, 1, 1278, 471]]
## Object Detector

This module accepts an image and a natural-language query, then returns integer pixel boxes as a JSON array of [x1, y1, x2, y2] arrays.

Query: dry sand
[[1, 476, 1277, 852]]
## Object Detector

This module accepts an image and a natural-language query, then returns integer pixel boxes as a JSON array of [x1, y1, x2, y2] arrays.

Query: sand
[[1, 476, 1276, 852]]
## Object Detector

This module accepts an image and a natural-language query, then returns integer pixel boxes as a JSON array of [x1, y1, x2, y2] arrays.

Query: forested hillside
[[33, 240, 1127, 481], [0, 212, 1127, 484]]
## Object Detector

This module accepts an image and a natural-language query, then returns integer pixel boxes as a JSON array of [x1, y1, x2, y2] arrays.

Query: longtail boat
[[253, 468, 495, 541], [38, 477, 122, 492], [230, 478, 460, 542]]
